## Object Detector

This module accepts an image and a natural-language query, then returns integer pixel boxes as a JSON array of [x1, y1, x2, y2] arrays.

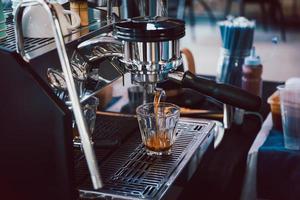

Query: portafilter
[[114, 16, 185, 86], [114, 16, 261, 111]]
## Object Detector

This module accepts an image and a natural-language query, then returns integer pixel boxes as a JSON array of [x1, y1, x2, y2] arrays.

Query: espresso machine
[[0, 0, 261, 199]]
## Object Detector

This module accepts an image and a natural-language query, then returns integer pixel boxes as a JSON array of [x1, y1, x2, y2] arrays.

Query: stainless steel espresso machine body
[[0, 0, 261, 199], [1, 1, 125, 199]]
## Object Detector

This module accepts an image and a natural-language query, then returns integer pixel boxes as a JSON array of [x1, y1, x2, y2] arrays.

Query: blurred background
[[169, 0, 300, 82]]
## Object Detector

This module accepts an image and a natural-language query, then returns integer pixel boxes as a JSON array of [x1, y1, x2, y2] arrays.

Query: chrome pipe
[[223, 104, 233, 129], [156, 0, 168, 17], [138, 0, 168, 17], [14, 1, 34, 62], [77, 35, 123, 62], [14, 0, 103, 189], [106, 0, 113, 24]]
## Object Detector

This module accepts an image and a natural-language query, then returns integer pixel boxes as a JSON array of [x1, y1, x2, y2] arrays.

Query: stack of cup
[[277, 80, 300, 150], [0, 0, 6, 39]]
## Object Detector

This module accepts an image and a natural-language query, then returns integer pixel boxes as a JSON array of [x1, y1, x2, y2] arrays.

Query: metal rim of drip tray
[[79, 118, 216, 200]]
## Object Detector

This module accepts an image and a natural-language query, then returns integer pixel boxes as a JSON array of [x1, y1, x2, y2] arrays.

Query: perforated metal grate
[[0, 9, 100, 53], [77, 116, 215, 200], [0, 12, 54, 52], [101, 123, 200, 199]]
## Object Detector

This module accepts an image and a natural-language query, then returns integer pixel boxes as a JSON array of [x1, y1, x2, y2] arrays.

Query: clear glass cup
[[73, 96, 99, 146], [277, 84, 300, 150], [82, 96, 99, 134], [136, 102, 180, 156]]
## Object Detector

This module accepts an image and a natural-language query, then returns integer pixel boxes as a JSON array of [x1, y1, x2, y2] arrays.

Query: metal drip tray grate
[[78, 117, 215, 200], [0, 9, 103, 53], [0, 12, 54, 52]]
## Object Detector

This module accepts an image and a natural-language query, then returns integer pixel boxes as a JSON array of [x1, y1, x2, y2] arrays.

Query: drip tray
[[77, 116, 216, 200]]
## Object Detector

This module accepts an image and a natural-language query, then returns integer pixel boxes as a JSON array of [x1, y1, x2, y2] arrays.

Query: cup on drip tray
[[73, 96, 99, 146], [136, 102, 180, 156]]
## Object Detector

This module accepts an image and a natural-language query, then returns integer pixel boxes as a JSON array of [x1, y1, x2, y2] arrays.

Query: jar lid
[[244, 47, 261, 66], [286, 77, 300, 88], [114, 16, 185, 42]]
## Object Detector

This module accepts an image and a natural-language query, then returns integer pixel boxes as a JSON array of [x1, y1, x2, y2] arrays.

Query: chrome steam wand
[[14, 0, 103, 189]]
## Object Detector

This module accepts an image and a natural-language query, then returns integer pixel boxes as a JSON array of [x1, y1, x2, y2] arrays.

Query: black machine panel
[[0, 7, 125, 199], [0, 7, 126, 199], [0, 50, 77, 199]]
